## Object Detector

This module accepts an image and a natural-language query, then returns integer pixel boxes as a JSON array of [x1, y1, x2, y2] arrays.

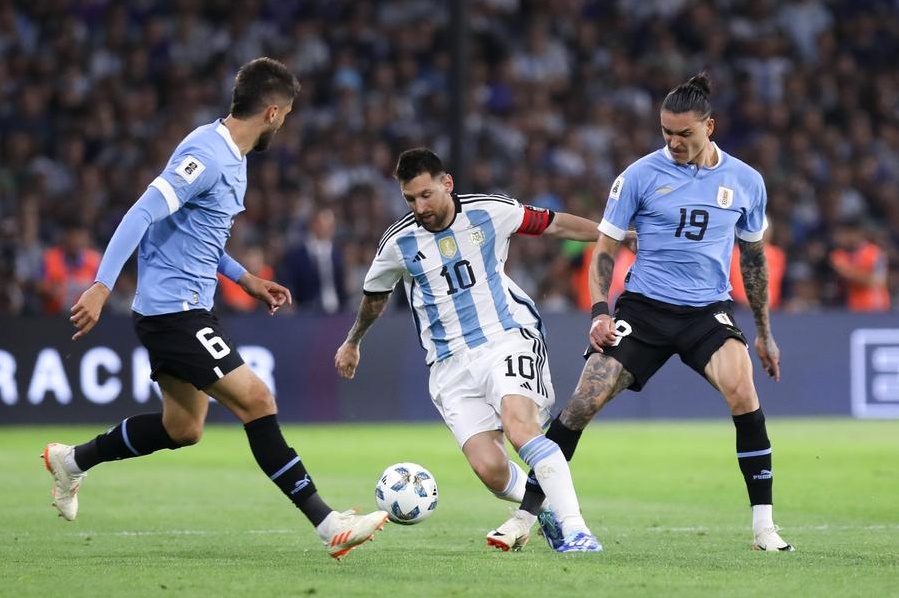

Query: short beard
[[253, 129, 275, 152]]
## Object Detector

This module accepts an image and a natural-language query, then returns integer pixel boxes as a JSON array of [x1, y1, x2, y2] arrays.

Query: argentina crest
[[438, 236, 458, 258], [469, 228, 485, 247]]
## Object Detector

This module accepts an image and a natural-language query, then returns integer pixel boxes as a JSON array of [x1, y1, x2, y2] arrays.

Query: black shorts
[[586, 291, 747, 391], [133, 309, 245, 390]]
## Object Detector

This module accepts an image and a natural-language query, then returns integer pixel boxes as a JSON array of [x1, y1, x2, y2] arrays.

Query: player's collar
[[662, 142, 723, 169], [215, 120, 243, 160]]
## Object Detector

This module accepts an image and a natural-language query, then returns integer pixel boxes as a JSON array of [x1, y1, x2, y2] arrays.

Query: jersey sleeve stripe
[[736, 216, 768, 242], [376, 214, 417, 255], [457, 193, 518, 206], [149, 176, 181, 215], [598, 219, 627, 240]]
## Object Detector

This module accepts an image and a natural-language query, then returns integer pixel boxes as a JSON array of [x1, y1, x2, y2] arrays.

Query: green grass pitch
[[1, 419, 896, 598]]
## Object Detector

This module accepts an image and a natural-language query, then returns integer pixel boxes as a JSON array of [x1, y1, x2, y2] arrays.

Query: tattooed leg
[[559, 352, 634, 431]]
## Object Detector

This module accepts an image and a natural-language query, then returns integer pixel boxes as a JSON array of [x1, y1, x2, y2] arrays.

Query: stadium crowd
[[0, 0, 896, 316]]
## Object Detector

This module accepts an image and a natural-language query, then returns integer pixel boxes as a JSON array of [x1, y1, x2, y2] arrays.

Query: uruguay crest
[[716, 186, 734, 208]]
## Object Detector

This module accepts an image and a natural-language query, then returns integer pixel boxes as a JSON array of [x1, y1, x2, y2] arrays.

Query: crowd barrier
[[1, 310, 896, 424]]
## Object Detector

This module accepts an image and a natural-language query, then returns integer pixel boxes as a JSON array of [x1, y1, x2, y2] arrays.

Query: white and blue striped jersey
[[364, 193, 546, 365], [599, 143, 768, 306], [132, 121, 246, 314]]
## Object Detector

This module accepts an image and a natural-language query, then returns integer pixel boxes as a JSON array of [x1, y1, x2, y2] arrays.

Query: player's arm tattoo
[[346, 292, 392, 344], [561, 354, 634, 430], [590, 248, 616, 302], [738, 238, 771, 336]]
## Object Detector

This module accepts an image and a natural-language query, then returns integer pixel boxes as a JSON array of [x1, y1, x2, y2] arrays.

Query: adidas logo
[[412, 251, 426, 262], [520, 382, 532, 391]]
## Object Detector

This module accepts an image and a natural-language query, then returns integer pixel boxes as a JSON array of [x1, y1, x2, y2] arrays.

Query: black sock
[[73, 413, 180, 471], [244, 414, 331, 526], [521, 416, 584, 514], [733, 408, 773, 506]]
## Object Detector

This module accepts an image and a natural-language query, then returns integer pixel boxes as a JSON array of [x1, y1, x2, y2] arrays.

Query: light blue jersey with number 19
[[599, 143, 767, 307]]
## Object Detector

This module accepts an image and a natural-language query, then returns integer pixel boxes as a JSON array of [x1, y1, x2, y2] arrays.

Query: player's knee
[[721, 377, 758, 412], [167, 422, 204, 446], [470, 457, 509, 492]]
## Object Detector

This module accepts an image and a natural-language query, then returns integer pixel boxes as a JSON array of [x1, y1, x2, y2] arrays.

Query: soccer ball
[[375, 462, 438, 525]]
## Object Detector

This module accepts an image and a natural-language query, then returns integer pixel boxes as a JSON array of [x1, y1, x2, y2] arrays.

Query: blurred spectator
[[0, 1, 896, 314], [828, 217, 891, 312], [570, 230, 637, 312], [279, 207, 347, 314], [730, 226, 787, 310], [38, 217, 100, 315], [217, 244, 275, 314]]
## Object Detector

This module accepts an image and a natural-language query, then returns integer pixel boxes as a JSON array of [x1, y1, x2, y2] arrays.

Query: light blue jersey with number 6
[[94, 120, 248, 315]]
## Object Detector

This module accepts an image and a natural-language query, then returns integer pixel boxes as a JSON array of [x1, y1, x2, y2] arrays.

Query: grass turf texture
[[1, 419, 896, 598]]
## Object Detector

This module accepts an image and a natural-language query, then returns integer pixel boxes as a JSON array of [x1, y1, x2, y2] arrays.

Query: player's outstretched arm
[[335, 292, 391, 379], [738, 238, 780, 381], [543, 211, 600, 242]]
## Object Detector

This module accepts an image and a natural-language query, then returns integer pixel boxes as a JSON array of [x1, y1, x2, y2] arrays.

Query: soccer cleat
[[42, 443, 86, 521], [322, 509, 389, 560], [752, 525, 795, 552], [536, 508, 565, 550], [555, 530, 603, 553], [486, 512, 531, 552]]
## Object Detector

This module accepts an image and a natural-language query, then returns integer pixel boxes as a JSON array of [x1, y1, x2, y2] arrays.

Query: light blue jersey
[[364, 193, 544, 365], [95, 120, 247, 315], [599, 143, 767, 306]]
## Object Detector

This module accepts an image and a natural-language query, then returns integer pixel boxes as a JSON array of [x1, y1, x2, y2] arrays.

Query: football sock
[[73, 413, 180, 471], [520, 416, 583, 514], [518, 434, 586, 536], [513, 508, 538, 528], [752, 504, 775, 532], [546, 415, 584, 459], [733, 408, 773, 506], [492, 461, 528, 503], [244, 414, 331, 526]]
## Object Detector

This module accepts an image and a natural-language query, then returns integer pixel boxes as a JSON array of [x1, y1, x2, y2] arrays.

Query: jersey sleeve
[[94, 186, 172, 290], [218, 252, 247, 283], [362, 239, 404, 294], [598, 169, 639, 241], [148, 146, 222, 215], [735, 169, 768, 242]]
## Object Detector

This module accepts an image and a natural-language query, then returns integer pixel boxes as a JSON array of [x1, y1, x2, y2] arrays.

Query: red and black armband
[[516, 205, 555, 236]]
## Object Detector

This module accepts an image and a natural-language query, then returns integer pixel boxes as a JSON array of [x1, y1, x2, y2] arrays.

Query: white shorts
[[429, 327, 556, 447]]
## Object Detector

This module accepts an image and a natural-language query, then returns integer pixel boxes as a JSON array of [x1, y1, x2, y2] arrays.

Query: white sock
[[492, 461, 528, 503], [752, 504, 774, 532], [513, 508, 538, 528], [63, 448, 83, 474], [315, 510, 339, 540], [518, 435, 587, 537]]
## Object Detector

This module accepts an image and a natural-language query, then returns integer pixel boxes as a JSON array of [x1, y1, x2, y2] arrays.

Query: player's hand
[[755, 335, 781, 382], [588, 314, 618, 352], [239, 273, 292, 315], [69, 282, 111, 341], [335, 342, 360, 379]]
